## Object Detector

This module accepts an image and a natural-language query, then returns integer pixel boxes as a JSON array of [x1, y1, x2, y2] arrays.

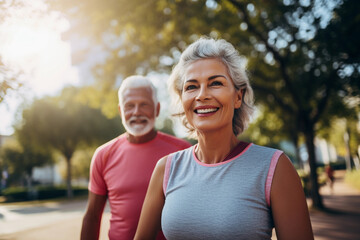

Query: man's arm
[[81, 191, 107, 240]]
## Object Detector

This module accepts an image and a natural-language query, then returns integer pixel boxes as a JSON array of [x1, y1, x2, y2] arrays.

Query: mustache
[[127, 116, 150, 123]]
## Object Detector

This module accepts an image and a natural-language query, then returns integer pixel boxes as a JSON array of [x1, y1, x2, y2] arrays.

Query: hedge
[[1, 186, 88, 202]]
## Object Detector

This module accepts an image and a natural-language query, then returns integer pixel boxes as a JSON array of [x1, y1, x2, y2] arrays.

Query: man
[[81, 75, 191, 240]]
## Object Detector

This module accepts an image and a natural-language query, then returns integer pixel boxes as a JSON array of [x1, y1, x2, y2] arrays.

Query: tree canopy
[[50, 0, 360, 208], [0, 138, 53, 187], [0, 57, 22, 103], [16, 87, 124, 197]]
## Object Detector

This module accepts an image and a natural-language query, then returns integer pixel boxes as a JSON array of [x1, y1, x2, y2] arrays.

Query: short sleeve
[[88, 148, 108, 195]]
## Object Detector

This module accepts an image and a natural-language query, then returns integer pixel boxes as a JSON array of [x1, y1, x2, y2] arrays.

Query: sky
[[0, 0, 79, 135]]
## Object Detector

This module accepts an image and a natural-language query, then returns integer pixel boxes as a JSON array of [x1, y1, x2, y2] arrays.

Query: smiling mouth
[[130, 119, 148, 124], [195, 108, 219, 114]]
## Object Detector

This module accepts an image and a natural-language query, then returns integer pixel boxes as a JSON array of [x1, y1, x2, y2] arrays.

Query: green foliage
[[0, 0, 31, 103], [345, 170, 360, 191], [1, 185, 88, 202], [318, 117, 360, 159], [1, 186, 27, 201], [298, 169, 327, 197], [50, 0, 360, 208], [243, 105, 284, 146], [298, 170, 311, 196], [0, 56, 23, 103], [16, 87, 125, 197], [75, 86, 120, 118], [67, 148, 96, 179], [0, 139, 53, 186], [17, 87, 124, 155]]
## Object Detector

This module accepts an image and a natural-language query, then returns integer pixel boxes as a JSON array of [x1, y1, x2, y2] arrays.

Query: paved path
[[0, 197, 110, 240], [0, 170, 359, 240], [308, 170, 360, 240]]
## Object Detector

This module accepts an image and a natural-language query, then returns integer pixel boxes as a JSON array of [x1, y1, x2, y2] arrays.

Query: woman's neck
[[195, 129, 239, 164]]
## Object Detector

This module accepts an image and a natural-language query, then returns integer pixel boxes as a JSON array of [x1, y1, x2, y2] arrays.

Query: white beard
[[122, 115, 155, 137]]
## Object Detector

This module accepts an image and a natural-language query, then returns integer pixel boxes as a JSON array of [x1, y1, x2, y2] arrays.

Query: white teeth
[[197, 108, 218, 114]]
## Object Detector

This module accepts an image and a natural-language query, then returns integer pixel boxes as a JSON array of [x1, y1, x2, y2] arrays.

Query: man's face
[[120, 87, 157, 137]]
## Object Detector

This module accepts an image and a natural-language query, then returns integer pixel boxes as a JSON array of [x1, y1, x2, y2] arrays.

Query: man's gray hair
[[169, 37, 254, 138], [118, 75, 158, 106]]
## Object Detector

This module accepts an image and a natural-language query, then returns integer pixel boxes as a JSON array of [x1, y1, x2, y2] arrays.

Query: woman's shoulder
[[169, 145, 194, 157], [157, 146, 193, 167], [246, 143, 283, 156]]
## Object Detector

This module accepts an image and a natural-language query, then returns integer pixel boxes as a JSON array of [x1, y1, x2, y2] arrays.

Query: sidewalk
[[308, 170, 360, 240], [0, 196, 111, 240]]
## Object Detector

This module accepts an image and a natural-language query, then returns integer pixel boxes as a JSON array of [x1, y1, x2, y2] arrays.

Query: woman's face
[[181, 58, 243, 134]]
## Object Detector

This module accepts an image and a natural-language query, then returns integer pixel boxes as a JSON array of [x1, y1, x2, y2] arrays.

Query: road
[[0, 170, 359, 240]]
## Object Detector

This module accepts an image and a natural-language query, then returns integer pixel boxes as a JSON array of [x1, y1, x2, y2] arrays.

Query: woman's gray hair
[[169, 37, 254, 138]]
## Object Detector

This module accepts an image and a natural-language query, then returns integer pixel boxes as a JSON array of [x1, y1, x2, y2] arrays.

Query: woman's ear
[[234, 89, 244, 109]]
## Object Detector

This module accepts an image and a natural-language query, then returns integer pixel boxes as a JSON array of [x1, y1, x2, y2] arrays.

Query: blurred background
[[0, 0, 359, 239]]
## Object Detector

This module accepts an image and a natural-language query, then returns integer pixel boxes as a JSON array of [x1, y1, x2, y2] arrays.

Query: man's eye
[[141, 103, 150, 108]]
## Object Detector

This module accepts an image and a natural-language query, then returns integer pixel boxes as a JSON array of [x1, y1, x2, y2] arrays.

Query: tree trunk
[[66, 157, 73, 199], [304, 126, 324, 209], [291, 135, 303, 169], [344, 128, 352, 171]]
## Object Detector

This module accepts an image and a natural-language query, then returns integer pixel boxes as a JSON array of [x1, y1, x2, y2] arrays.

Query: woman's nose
[[195, 85, 210, 101]]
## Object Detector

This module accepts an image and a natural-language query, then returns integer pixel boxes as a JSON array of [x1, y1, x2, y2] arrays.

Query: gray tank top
[[162, 143, 283, 240]]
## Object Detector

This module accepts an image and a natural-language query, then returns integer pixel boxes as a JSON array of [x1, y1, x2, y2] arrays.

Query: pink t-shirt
[[89, 131, 191, 240]]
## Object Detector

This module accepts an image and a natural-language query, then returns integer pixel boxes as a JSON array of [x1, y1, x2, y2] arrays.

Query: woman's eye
[[185, 85, 197, 91], [211, 81, 223, 86]]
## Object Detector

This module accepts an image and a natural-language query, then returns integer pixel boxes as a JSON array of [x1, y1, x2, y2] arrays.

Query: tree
[[0, 139, 52, 187], [0, 57, 22, 103], [16, 87, 124, 198], [0, 0, 28, 103], [51, 0, 360, 209], [242, 104, 303, 167], [223, 0, 360, 209]]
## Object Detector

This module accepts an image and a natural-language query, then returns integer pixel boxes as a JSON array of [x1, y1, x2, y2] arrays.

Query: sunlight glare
[[0, 0, 79, 96], [0, 0, 79, 135]]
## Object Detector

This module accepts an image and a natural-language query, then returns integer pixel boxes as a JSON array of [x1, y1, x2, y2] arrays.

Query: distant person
[[325, 164, 335, 193], [80, 75, 191, 240], [135, 38, 314, 239]]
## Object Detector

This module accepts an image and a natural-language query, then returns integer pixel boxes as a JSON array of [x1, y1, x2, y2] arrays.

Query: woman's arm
[[134, 156, 167, 240], [271, 154, 314, 240]]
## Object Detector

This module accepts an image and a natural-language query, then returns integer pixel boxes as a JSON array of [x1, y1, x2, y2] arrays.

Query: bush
[[1, 187, 28, 202], [1, 186, 88, 202], [345, 170, 360, 191], [297, 168, 327, 197], [298, 170, 311, 196]]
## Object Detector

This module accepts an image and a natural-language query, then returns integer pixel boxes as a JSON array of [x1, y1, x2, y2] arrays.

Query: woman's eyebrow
[[184, 79, 198, 83], [185, 75, 226, 83], [208, 75, 227, 80]]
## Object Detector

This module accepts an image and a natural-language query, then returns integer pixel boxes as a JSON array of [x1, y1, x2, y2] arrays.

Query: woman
[[135, 38, 313, 240]]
